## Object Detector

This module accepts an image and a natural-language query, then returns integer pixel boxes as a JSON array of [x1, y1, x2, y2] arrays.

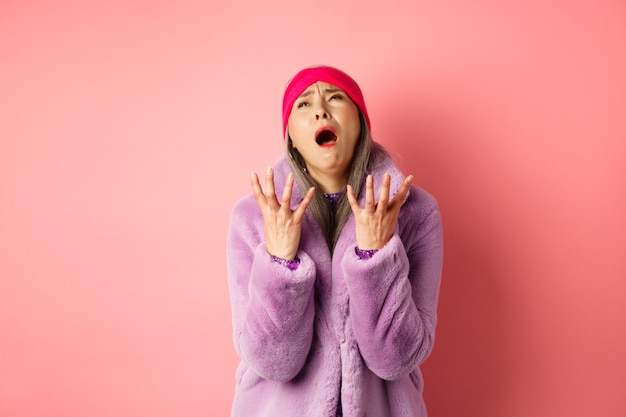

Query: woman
[[227, 66, 443, 416]]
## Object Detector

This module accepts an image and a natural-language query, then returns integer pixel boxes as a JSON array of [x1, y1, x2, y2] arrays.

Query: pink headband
[[282, 66, 371, 137]]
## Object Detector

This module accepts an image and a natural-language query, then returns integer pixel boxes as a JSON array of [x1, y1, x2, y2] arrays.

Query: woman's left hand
[[347, 173, 413, 250]]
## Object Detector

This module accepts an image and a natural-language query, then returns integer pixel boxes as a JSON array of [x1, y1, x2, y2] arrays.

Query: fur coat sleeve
[[226, 195, 317, 382], [341, 189, 443, 380]]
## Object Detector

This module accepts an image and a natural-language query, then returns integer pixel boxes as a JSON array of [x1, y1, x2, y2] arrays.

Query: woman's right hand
[[250, 167, 315, 260]]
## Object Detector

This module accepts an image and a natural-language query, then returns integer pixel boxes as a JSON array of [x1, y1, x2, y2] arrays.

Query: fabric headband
[[282, 66, 371, 137]]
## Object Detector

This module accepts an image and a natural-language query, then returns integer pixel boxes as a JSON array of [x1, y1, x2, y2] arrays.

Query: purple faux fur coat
[[227, 152, 443, 417]]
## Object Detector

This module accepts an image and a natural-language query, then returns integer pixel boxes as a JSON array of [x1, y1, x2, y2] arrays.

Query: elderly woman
[[227, 66, 443, 417]]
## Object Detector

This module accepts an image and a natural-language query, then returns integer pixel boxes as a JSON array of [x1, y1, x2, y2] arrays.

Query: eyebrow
[[297, 87, 344, 99]]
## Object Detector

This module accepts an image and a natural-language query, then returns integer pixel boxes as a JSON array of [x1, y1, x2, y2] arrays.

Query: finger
[[377, 173, 391, 213], [346, 184, 361, 214], [250, 171, 267, 207], [365, 175, 376, 213], [280, 173, 295, 208], [264, 167, 280, 209], [293, 186, 315, 220], [390, 175, 413, 209]]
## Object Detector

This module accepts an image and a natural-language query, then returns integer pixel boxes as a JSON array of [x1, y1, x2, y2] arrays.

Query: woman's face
[[287, 81, 361, 186]]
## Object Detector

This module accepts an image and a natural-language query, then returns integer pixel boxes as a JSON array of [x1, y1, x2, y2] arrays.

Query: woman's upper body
[[227, 66, 443, 416]]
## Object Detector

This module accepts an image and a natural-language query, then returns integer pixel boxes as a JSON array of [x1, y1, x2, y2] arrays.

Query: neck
[[308, 169, 348, 194]]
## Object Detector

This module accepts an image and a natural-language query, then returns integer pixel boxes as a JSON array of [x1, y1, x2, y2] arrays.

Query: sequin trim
[[355, 247, 379, 260], [269, 254, 301, 271]]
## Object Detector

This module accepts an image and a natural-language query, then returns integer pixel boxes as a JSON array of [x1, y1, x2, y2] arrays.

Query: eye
[[329, 94, 343, 101], [296, 101, 309, 108]]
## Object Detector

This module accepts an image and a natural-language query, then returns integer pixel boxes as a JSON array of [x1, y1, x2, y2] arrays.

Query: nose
[[313, 98, 330, 120], [315, 106, 330, 121], [315, 110, 329, 120]]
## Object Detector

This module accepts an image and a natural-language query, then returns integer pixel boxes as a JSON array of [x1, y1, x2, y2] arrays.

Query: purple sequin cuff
[[269, 254, 301, 271], [355, 247, 379, 260]]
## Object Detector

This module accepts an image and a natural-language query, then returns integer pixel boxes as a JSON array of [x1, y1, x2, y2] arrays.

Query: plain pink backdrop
[[1, 1, 625, 416]]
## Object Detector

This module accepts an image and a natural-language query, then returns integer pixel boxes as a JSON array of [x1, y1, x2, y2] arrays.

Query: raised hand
[[347, 173, 413, 250], [250, 167, 315, 260]]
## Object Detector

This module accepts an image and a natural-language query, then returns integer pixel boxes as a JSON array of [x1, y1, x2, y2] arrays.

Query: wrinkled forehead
[[283, 68, 359, 111], [296, 81, 344, 98]]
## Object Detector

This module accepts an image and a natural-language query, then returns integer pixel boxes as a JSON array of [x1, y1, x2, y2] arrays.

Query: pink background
[[1, 1, 625, 416]]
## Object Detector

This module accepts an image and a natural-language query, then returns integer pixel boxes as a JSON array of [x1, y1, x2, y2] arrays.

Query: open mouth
[[315, 127, 337, 147]]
